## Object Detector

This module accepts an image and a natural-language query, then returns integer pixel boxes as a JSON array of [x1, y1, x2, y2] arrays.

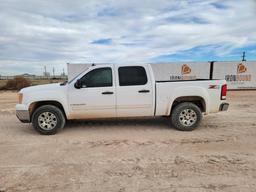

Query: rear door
[[115, 65, 154, 117]]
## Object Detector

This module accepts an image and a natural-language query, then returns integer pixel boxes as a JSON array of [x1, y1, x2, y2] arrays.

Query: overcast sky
[[0, 0, 256, 75]]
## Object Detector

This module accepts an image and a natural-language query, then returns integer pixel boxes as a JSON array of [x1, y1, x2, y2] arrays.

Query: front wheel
[[171, 102, 202, 131], [32, 105, 66, 135]]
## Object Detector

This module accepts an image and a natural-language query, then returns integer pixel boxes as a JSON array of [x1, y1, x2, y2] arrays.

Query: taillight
[[221, 84, 227, 100]]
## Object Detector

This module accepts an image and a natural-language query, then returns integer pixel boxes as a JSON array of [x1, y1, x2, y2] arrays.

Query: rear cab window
[[118, 66, 148, 86]]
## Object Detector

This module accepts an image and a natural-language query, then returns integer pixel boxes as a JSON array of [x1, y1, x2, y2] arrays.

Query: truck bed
[[156, 79, 219, 83], [154, 79, 226, 116]]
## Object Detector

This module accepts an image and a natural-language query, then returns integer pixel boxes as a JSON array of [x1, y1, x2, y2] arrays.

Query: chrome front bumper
[[16, 104, 30, 123], [219, 103, 229, 111]]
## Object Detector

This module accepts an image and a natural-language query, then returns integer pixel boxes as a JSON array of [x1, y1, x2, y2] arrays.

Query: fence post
[[209, 61, 215, 80]]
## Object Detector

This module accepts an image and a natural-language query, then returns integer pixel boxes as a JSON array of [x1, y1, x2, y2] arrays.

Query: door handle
[[138, 89, 150, 93], [102, 91, 114, 95]]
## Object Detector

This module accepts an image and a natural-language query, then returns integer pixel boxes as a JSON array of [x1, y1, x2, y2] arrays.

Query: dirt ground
[[0, 91, 255, 192]]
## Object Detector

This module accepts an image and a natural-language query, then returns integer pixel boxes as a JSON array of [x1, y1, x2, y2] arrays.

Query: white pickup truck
[[16, 64, 229, 134]]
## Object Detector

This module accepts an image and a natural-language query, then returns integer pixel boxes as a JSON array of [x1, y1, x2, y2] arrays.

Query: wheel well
[[171, 96, 206, 114], [29, 101, 66, 119]]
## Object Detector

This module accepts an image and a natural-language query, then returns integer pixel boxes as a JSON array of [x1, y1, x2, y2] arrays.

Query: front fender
[[23, 90, 69, 117]]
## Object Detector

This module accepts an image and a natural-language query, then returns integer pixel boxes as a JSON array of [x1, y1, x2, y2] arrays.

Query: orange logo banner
[[237, 63, 247, 74], [181, 64, 191, 75]]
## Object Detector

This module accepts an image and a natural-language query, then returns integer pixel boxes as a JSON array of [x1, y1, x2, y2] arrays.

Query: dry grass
[[0, 79, 64, 90], [3, 76, 31, 90]]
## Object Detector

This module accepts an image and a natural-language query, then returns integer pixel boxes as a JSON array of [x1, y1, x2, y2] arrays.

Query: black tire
[[32, 105, 66, 135], [171, 102, 202, 131]]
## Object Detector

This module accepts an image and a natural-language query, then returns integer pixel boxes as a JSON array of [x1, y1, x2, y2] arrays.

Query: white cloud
[[0, 0, 255, 75]]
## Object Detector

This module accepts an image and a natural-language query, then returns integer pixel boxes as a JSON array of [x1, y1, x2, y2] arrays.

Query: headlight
[[18, 93, 23, 104]]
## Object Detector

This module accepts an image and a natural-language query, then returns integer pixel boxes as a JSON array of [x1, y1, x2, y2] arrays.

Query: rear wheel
[[171, 102, 202, 131], [32, 105, 66, 135]]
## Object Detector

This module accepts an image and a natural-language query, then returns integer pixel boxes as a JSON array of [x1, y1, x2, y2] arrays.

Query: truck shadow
[[64, 117, 172, 131]]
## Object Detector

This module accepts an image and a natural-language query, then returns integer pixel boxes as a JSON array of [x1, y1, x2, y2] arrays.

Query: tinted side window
[[118, 66, 147, 86], [80, 67, 112, 87]]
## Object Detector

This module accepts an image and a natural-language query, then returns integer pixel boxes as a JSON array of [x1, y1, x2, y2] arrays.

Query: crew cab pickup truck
[[16, 64, 229, 135]]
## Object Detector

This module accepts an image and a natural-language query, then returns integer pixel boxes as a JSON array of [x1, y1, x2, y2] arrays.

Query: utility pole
[[53, 67, 55, 77], [242, 51, 246, 62], [44, 66, 47, 76]]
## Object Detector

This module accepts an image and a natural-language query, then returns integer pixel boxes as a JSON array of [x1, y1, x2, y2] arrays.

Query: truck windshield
[[68, 68, 90, 84]]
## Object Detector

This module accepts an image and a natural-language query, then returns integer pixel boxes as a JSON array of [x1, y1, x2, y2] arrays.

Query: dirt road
[[0, 91, 255, 192]]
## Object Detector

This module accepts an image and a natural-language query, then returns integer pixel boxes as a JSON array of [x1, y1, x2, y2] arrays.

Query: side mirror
[[74, 79, 82, 89]]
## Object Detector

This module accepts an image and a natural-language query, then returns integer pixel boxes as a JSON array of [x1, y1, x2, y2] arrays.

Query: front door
[[68, 66, 116, 119]]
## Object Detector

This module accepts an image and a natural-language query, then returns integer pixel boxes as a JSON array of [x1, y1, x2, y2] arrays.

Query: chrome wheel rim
[[178, 109, 197, 127], [38, 112, 57, 130]]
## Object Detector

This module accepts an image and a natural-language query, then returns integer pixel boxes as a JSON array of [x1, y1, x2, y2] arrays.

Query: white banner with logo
[[150, 62, 210, 81], [212, 61, 256, 90], [67, 62, 256, 90]]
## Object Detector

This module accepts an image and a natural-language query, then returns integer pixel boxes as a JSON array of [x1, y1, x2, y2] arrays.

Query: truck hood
[[20, 83, 63, 94]]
